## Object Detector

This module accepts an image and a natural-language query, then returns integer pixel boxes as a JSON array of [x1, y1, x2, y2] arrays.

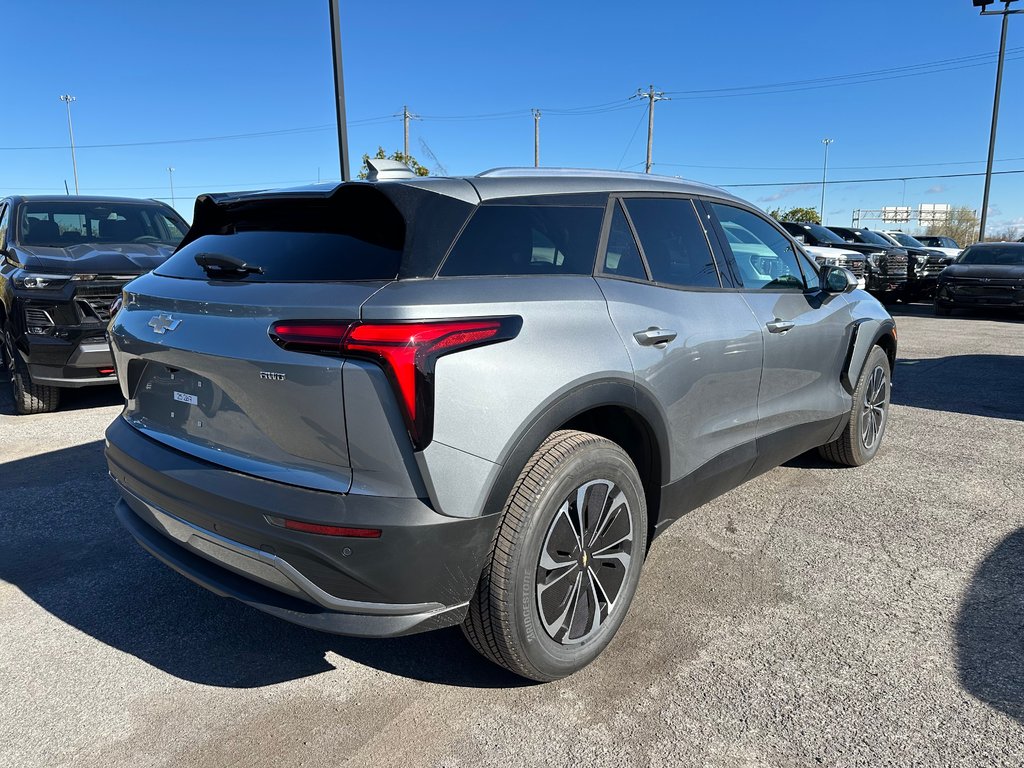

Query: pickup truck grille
[[838, 257, 864, 279], [74, 283, 126, 323], [881, 253, 908, 277]]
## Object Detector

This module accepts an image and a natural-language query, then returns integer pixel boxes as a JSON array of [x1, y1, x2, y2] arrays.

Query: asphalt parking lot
[[1, 304, 1022, 768]]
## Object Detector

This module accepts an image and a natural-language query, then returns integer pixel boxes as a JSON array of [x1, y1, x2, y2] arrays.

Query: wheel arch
[[479, 378, 670, 543]]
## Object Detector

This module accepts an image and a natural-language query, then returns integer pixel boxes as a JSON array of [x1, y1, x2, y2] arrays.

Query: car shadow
[[0, 369, 124, 416], [955, 527, 1024, 723], [0, 441, 528, 689], [892, 354, 1024, 421]]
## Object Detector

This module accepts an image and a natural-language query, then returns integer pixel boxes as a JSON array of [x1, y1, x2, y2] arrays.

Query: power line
[[656, 156, 1024, 172], [720, 168, 1024, 188]]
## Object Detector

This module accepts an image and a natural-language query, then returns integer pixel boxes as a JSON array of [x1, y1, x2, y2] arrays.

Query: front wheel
[[462, 430, 648, 681], [819, 345, 891, 467], [3, 329, 60, 415]]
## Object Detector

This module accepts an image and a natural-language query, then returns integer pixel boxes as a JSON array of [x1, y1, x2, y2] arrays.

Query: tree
[[767, 206, 821, 224], [985, 225, 1023, 243], [923, 206, 980, 247], [358, 147, 429, 179]]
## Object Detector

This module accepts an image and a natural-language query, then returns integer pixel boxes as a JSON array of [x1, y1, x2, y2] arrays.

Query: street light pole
[[167, 167, 176, 210], [532, 109, 541, 167], [976, 0, 1020, 241], [820, 138, 834, 221], [328, 0, 350, 182], [59, 94, 79, 194]]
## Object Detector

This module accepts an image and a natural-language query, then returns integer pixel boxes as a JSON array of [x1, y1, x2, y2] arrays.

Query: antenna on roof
[[64, 180, 70, 195]]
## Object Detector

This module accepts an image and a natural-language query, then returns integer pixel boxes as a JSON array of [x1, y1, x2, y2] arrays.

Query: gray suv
[[105, 167, 896, 681]]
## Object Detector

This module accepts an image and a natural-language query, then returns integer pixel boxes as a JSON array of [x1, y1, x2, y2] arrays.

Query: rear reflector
[[97, 368, 115, 375], [267, 516, 381, 538], [270, 317, 522, 449]]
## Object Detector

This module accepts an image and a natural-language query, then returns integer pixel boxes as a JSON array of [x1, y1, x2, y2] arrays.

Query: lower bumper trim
[[115, 499, 469, 638]]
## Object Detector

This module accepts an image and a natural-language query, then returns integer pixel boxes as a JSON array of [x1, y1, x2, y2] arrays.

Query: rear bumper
[[105, 417, 501, 637]]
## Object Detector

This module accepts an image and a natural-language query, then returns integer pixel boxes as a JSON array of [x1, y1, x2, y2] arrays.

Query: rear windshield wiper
[[194, 252, 264, 277]]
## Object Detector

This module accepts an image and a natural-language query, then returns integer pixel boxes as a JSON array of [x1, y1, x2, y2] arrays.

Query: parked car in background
[[0, 196, 188, 413], [935, 241, 1024, 316], [915, 235, 962, 259], [777, 222, 865, 288], [878, 230, 954, 300], [781, 221, 904, 299], [105, 166, 896, 681]]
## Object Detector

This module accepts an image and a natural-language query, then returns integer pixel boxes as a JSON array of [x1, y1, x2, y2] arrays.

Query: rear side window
[[439, 205, 603, 277], [623, 198, 720, 288]]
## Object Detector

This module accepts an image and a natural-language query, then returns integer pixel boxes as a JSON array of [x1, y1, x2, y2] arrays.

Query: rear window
[[439, 205, 603, 277], [155, 187, 405, 282], [158, 231, 402, 282]]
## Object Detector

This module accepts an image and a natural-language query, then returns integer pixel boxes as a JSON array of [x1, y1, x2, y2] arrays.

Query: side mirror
[[822, 265, 857, 294]]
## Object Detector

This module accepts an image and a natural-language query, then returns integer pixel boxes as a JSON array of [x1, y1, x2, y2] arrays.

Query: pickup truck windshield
[[19, 201, 187, 247]]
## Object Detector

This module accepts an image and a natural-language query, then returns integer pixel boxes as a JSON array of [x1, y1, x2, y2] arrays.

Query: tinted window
[[440, 205, 602, 277], [711, 204, 807, 290], [957, 244, 1024, 265], [623, 198, 719, 288], [19, 201, 187, 247], [159, 231, 402, 281], [888, 232, 924, 248], [601, 202, 647, 280]]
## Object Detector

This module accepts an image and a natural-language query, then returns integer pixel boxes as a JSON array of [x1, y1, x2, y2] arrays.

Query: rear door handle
[[633, 327, 678, 347], [766, 319, 796, 334]]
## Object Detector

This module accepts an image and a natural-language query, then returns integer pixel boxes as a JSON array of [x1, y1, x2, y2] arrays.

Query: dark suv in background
[[105, 166, 896, 681], [0, 196, 188, 413]]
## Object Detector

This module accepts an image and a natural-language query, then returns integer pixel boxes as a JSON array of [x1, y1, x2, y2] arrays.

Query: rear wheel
[[819, 345, 890, 467], [3, 329, 60, 415], [462, 430, 647, 681]]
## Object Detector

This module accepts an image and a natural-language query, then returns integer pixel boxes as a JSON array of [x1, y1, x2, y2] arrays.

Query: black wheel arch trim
[[479, 377, 671, 521], [842, 318, 896, 395]]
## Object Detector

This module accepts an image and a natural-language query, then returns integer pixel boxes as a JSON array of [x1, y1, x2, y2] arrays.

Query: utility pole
[[631, 85, 668, 173], [820, 138, 834, 221], [59, 94, 79, 194], [167, 167, 176, 210], [398, 105, 420, 158], [974, 0, 1021, 241], [328, 0, 350, 181], [532, 109, 541, 167]]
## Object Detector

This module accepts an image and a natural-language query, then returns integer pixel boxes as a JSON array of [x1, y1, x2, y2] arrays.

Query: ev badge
[[148, 313, 181, 334]]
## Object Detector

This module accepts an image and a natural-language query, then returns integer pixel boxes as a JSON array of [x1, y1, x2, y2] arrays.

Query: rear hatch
[[109, 182, 476, 493]]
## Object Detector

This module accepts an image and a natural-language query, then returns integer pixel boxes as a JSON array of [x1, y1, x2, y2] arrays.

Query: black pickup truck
[[1, 196, 188, 413]]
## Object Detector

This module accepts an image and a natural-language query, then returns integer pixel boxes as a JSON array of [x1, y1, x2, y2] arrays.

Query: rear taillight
[[266, 516, 382, 538], [270, 317, 522, 449]]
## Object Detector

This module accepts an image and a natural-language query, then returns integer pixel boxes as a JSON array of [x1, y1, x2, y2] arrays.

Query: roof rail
[[477, 166, 681, 180]]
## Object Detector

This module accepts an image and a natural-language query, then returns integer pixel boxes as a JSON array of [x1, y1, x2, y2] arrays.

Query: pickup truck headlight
[[867, 252, 883, 267], [12, 271, 70, 289]]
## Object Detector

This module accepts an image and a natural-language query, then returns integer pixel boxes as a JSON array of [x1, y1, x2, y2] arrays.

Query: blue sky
[[3, 0, 1022, 232]]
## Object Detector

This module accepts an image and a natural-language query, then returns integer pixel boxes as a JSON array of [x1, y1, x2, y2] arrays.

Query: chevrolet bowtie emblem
[[148, 313, 181, 334]]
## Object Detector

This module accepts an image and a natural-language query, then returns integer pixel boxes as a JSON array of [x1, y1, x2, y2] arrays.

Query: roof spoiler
[[365, 158, 418, 181]]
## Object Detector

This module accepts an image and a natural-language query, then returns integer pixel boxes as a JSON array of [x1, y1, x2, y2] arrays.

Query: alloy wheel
[[535, 479, 634, 645], [861, 365, 888, 450]]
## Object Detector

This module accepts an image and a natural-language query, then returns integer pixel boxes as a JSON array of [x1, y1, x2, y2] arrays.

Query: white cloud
[[757, 183, 817, 203], [925, 184, 947, 194]]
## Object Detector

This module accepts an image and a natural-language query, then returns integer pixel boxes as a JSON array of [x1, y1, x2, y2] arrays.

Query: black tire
[[3, 330, 60, 415], [462, 430, 648, 681], [819, 345, 891, 467], [934, 300, 952, 317]]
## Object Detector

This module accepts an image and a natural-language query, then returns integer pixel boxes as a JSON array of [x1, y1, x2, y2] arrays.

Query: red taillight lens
[[270, 317, 521, 449]]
